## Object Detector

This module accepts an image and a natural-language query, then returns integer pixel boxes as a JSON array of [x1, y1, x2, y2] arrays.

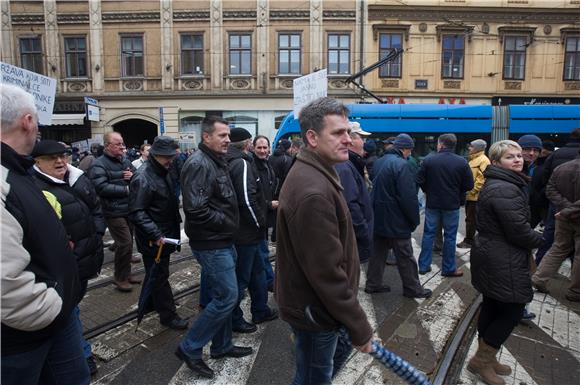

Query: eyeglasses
[[109, 142, 126, 148]]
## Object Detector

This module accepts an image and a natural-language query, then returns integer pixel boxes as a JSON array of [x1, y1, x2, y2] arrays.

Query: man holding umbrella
[[129, 136, 187, 330]]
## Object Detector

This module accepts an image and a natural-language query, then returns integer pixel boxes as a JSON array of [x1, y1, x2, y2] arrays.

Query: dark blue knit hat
[[363, 140, 377, 154], [393, 133, 414, 149], [518, 134, 542, 149]]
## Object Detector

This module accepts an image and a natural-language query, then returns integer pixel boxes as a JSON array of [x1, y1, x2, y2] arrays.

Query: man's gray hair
[[438, 133, 457, 150], [299, 97, 349, 146], [1, 84, 37, 133]]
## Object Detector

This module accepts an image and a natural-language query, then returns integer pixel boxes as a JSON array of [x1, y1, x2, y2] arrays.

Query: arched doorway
[[113, 119, 158, 148]]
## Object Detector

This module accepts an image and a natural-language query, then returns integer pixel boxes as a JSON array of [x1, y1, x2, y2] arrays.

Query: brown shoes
[[114, 280, 132, 292], [128, 276, 142, 284], [442, 269, 464, 277]]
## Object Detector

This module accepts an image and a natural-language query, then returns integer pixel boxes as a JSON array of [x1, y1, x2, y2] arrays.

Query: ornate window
[[441, 35, 464, 79], [278, 33, 301, 75], [120, 35, 144, 77], [181, 34, 204, 75], [503, 36, 527, 80], [19, 37, 43, 74], [379, 33, 402, 78], [328, 33, 350, 75], [564, 36, 580, 80], [229, 34, 252, 75], [64, 37, 87, 78]]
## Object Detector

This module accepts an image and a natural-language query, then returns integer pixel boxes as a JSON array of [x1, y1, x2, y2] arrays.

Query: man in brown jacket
[[532, 150, 580, 302], [275, 97, 373, 384]]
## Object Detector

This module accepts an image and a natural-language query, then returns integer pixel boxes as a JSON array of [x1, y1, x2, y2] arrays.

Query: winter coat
[[542, 139, 580, 184], [253, 153, 277, 229], [275, 148, 373, 346], [32, 165, 105, 282], [372, 149, 420, 238], [129, 157, 182, 256], [466, 151, 490, 202], [471, 166, 544, 304], [546, 158, 580, 222], [225, 146, 266, 245], [336, 155, 373, 262], [269, 148, 293, 197], [1, 143, 80, 355], [180, 143, 239, 250], [89, 152, 135, 218], [417, 148, 474, 210]]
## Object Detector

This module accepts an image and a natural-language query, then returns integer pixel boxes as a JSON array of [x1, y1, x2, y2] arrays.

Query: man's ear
[[305, 129, 317, 148]]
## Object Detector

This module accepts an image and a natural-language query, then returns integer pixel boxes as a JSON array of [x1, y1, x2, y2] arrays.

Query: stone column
[[309, 0, 323, 72], [1, 1, 14, 63], [210, 0, 223, 89], [256, 0, 269, 93], [89, 0, 104, 92], [160, 0, 174, 90], [44, 0, 60, 90]]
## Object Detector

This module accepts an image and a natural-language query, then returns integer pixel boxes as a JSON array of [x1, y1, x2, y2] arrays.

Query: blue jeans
[[74, 306, 92, 359], [233, 243, 270, 327], [1, 311, 90, 385], [259, 238, 275, 287], [180, 246, 238, 359], [290, 326, 352, 385], [419, 208, 460, 274]]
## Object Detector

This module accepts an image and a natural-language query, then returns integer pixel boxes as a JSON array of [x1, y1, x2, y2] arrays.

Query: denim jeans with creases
[[1, 311, 90, 385], [290, 326, 352, 385], [180, 246, 238, 359], [233, 243, 270, 327], [259, 238, 275, 287], [418, 208, 460, 274]]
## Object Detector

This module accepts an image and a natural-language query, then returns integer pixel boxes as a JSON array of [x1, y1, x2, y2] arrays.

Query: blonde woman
[[468, 140, 543, 385]]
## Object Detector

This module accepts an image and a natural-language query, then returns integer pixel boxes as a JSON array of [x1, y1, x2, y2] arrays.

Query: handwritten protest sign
[[1, 62, 57, 125], [293, 69, 328, 119]]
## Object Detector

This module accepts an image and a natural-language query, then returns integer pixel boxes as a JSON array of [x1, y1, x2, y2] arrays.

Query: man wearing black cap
[[177, 117, 251, 379], [129, 136, 187, 330], [367, 134, 432, 298], [225, 128, 278, 334]]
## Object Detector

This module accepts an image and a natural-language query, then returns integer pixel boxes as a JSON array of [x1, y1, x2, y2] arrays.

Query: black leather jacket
[[226, 147, 266, 245], [89, 152, 135, 218], [181, 143, 239, 250], [129, 157, 182, 256], [32, 166, 105, 282], [253, 153, 277, 229]]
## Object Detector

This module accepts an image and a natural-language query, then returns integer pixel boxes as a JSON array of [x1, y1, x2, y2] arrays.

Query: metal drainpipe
[[359, 0, 365, 83]]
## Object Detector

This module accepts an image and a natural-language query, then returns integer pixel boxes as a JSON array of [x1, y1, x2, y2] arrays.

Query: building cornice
[[11, 13, 44, 25], [102, 12, 160, 23], [368, 6, 580, 23], [57, 14, 89, 24], [173, 11, 210, 21]]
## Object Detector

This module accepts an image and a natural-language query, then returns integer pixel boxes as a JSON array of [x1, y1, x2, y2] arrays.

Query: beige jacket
[[466, 151, 491, 202]]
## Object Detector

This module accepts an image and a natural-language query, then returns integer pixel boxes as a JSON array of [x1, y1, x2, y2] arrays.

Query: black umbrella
[[135, 243, 164, 330], [305, 306, 432, 385]]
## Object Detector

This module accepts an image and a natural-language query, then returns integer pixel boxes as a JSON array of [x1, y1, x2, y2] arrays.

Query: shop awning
[[49, 113, 86, 126]]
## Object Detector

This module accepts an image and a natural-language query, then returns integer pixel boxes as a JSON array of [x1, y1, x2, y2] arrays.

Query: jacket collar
[[438, 148, 454, 154], [199, 142, 228, 168], [148, 156, 169, 176], [469, 150, 485, 161], [297, 148, 343, 191], [1, 142, 34, 175], [33, 165, 67, 185], [484, 165, 529, 187]]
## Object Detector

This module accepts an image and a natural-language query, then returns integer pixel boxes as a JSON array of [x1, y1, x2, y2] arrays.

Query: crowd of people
[[2, 83, 579, 385]]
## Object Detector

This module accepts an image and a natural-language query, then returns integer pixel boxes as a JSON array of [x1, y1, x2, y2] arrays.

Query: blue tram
[[273, 104, 580, 156]]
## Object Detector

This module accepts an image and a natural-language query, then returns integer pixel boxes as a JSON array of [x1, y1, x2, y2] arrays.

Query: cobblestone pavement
[[83, 218, 580, 385]]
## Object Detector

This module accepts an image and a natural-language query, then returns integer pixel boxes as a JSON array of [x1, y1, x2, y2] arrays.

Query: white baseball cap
[[349, 121, 371, 136]]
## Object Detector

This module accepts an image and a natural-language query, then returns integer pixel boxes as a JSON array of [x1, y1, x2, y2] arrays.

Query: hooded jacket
[[466, 151, 490, 202], [225, 146, 266, 245], [1, 143, 80, 355], [275, 148, 372, 346], [471, 166, 544, 304], [32, 164, 105, 282]]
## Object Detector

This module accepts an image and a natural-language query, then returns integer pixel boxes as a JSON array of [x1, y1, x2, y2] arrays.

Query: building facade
[[1, 0, 579, 147]]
